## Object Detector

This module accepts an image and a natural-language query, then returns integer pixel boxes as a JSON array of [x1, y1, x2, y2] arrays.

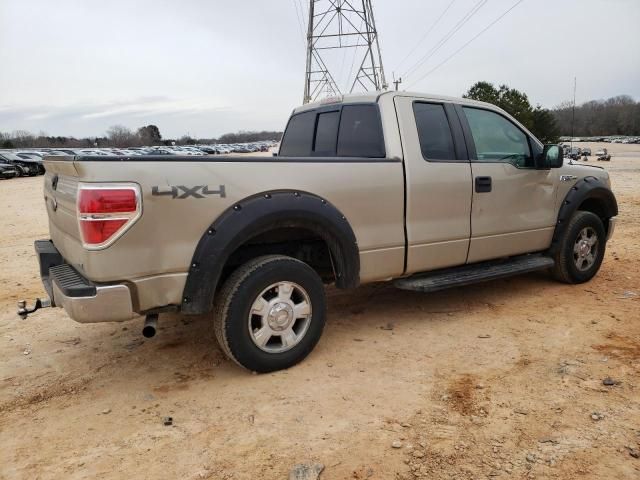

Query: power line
[[402, 0, 487, 80], [394, 0, 456, 72], [293, 0, 306, 44], [406, 0, 526, 89], [345, 18, 365, 92]]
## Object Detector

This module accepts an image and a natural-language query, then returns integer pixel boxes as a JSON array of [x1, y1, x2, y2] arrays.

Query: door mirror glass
[[540, 145, 563, 169]]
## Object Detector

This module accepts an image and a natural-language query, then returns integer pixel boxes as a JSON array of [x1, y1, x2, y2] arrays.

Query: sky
[[1, 0, 639, 139]]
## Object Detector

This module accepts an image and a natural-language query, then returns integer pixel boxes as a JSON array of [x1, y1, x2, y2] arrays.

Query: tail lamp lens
[[77, 185, 140, 248]]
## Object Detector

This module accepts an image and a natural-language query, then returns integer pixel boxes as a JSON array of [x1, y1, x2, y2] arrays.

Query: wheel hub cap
[[267, 302, 294, 331], [578, 240, 591, 257], [248, 281, 313, 354], [573, 226, 599, 272]]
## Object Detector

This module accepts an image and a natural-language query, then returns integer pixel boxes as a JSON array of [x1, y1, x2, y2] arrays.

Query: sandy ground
[[1, 143, 638, 480]]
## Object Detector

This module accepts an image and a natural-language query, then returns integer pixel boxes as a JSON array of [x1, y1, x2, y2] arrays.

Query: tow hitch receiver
[[17, 298, 52, 319]]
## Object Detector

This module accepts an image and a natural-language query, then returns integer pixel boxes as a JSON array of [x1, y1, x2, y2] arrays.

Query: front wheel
[[552, 211, 606, 284], [214, 255, 326, 373]]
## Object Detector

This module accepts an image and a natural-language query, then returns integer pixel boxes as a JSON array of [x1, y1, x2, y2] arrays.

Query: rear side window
[[413, 103, 456, 161], [337, 105, 385, 157], [279, 111, 316, 156], [280, 104, 385, 158], [313, 111, 340, 156]]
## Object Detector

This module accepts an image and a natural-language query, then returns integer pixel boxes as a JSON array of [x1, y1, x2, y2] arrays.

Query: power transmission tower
[[303, 0, 387, 104]]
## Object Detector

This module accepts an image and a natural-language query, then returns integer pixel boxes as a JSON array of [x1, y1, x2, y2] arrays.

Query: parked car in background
[[16, 153, 46, 174], [581, 147, 591, 157], [0, 152, 42, 176], [0, 162, 19, 179], [596, 148, 612, 161], [568, 147, 581, 160]]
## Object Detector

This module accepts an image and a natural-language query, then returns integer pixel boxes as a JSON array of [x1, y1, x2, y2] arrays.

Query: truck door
[[394, 96, 473, 274], [455, 105, 557, 263]]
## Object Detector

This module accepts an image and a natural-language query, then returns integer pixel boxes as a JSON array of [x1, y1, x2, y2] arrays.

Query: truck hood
[[561, 160, 611, 187]]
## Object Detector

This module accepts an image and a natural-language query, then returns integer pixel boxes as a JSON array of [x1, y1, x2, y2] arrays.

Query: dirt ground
[[1, 143, 638, 480]]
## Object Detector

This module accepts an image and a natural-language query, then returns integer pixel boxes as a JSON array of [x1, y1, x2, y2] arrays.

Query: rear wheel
[[552, 211, 606, 284], [214, 255, 326, 373]]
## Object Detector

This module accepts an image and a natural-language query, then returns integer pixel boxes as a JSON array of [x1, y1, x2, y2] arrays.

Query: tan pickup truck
[[21, 91, 618, 372]]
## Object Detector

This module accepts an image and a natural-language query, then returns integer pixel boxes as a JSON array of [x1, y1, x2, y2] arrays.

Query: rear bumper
[[35, 239, 137, 323]]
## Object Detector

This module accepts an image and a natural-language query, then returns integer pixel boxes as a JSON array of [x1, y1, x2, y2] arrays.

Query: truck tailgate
[[42, 157, 84, 270]]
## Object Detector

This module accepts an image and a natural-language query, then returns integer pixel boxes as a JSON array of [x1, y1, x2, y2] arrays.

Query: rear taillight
[[77, 184, 141, 249]]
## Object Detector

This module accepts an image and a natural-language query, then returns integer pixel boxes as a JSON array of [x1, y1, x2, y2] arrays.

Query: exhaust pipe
[[142, 314, 158, 338]]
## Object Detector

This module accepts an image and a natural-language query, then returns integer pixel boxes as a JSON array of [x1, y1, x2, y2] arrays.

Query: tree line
[[552, 95, 640, 137], [463, 81, 561, 143], [0, 125, 283, 149], [463, 81, 640, 141]]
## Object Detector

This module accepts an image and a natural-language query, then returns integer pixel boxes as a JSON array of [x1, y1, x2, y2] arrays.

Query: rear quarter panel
[[47, 157, 405, 305]]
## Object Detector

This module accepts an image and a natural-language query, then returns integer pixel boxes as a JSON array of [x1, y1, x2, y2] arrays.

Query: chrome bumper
[[35, 239, 138, 323], [607, 217, 617, 241], [51, 281, 137, 323]]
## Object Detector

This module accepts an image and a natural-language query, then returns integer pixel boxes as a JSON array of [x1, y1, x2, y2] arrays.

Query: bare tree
[[106, 125, 137, 147]]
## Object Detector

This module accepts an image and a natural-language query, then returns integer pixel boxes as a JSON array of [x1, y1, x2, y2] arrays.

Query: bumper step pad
[[49, 264, 97, 297], [394, 254, 555, 293]]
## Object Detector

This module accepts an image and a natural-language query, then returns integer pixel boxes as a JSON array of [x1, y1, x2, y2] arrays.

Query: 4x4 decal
[[152, 185, 226, 199]]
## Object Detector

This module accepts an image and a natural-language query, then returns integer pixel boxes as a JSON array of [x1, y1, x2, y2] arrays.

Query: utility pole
[[303, 0, 387, 104], [392, 72, 402, 91]]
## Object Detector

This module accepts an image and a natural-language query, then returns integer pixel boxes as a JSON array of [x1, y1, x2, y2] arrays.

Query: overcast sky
[[1, 0, 639, 138]]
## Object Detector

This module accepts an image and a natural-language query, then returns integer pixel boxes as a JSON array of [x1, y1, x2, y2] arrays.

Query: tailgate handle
[[475, 176, 492, 193]]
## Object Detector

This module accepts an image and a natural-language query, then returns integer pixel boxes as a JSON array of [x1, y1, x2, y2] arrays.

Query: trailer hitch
[[17, 298, 52, 319]]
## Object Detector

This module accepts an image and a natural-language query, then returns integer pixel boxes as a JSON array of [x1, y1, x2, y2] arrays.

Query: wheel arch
[[181, 190, 360, 315], [549, 176, 618, 255]]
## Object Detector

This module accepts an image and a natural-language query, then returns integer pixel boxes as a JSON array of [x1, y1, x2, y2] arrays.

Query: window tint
[[463, 107, 531, 167], [313, 110, 339, 155], [413, 103, 456, 160], [337, 105, 385, 157], [279, 111, 316, 156]]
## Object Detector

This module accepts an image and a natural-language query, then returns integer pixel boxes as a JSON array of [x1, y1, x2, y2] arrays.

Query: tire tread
[[213, 255, 316, 370], [552, 211, 605, 284]]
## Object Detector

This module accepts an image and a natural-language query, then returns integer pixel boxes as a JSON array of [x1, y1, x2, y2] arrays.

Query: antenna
[[571, 77, 577, 148], [303, 0, 387, 104]]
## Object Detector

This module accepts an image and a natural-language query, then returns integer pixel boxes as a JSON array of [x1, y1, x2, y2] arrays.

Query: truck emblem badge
[[560, 175, 578, 182], [151, 185, 226, 199]]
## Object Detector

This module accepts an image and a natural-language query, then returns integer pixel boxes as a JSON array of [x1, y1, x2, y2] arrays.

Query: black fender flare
[[549, 176, 618, 255], [181, 190, 360, 314]]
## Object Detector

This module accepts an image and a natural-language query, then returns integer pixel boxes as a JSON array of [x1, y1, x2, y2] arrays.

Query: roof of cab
[[292, 90, 498, 114]]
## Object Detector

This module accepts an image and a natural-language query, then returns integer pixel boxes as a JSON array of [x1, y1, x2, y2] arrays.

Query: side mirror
[[536, 145, 563, 169]]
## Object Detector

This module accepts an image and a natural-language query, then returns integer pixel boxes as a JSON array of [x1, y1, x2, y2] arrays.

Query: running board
[[394, 254, 555, 293]]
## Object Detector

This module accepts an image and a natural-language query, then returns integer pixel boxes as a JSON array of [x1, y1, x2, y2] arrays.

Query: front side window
[[413, 102, 456, 161], [337, 105, 385, 157], [463, 107, 532, 167], [279, 111, 315, 156]]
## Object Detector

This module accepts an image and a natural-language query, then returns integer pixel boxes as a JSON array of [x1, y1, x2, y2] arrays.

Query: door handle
[[475, 176, 492, 193]]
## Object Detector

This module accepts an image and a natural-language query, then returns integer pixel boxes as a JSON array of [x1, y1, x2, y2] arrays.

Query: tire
[[552, 211, 606, 284], [214, 255, 326, 373]]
